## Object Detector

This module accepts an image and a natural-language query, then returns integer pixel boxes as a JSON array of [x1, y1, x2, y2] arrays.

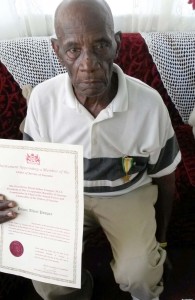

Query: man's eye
[[95, 42, 110, 50], [66, 48, 81, 59]]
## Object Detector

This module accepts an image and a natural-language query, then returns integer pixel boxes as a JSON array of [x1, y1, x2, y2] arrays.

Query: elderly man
[[0, 0, 181, 299]]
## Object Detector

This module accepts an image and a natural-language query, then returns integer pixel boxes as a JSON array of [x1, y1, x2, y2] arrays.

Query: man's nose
[[79, 50, 100, 72]]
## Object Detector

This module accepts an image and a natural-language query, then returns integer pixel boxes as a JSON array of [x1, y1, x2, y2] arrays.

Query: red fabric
[[115, 33, 182, 123], [0, 62, 26, 140], [115, 33, 195, 187], [188, 0, 195, 9]]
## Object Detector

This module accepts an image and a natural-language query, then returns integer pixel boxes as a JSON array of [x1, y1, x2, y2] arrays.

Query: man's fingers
[[0, 195, 17, 210], [0, 210, 17, 224], [0, 194, 18, 224], [0, 194, 5, 200], [0, 195, 18, 223], [0, 201, 17, 210]]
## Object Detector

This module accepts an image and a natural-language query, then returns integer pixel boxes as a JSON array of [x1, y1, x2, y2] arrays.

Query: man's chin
[[76, 85, 107, 98]]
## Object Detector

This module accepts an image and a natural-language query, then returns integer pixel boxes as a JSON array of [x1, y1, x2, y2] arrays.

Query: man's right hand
[[0, 194, 17, 224]]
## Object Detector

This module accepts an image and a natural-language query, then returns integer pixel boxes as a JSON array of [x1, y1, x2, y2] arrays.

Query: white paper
[[0, 139, 83, 288]]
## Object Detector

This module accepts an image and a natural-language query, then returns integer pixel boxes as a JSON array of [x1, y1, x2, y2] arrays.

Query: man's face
[[53, 12, 118, 98]]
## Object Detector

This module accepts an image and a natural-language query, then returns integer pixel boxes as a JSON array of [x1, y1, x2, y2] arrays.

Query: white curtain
[[108, 0, 195, 32], [0, 0, 195, 40]]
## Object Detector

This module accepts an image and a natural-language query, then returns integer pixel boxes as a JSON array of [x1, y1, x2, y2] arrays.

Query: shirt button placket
[[91, 123, 97, 155]]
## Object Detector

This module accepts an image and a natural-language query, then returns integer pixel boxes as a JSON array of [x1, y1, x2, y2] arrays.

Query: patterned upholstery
[[0, 37, 66, 88], [0, 62, 26, 140], [115, 34, 183, 124], [115, 33, 195, 187], [141, 32, 195, 123]]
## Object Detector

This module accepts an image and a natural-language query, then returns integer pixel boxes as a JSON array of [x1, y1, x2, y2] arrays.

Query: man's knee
[[112, 246, 166, 288]]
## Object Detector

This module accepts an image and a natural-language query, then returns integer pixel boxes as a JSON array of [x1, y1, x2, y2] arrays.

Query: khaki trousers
[[33, 183, 166, 300]]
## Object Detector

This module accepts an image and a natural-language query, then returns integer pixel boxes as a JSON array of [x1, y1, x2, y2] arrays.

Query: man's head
[[52, 0, 121, 99]]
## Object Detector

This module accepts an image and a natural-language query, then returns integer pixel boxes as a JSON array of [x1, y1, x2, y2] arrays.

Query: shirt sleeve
[[147, 100, 181, 178]]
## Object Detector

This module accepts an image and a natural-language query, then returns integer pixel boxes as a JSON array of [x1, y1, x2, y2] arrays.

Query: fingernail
[[8, 202, 15, 208], [7, 211, 14, 217], [0, 195, 4, 201]]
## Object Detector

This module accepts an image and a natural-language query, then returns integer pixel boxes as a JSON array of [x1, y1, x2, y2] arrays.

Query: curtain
[[0, 0, 57, 39], [109, 0, 195, 32], [0, 0, 195, 40]]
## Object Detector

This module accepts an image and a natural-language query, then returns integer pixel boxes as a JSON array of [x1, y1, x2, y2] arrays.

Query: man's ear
[[51, 37, 65, 66], [51, 37, 63, 63], [51, 37, 60, 56], [114, 31, 122, 59]]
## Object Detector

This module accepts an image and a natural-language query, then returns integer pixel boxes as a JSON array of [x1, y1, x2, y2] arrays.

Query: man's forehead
[[57, 16, 113, 41], [60, 20, 112, 33], [58, 29, 113, 45], [55, 0, 114, 37]]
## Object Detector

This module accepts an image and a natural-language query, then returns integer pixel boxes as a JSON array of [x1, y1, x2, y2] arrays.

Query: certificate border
[[0, 143, 83, 285]]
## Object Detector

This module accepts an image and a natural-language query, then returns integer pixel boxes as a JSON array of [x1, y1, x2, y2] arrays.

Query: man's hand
[[0, 194, 17, 224]]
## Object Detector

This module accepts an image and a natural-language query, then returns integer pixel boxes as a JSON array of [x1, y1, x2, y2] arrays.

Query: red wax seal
[[9, 241, 24, 257]]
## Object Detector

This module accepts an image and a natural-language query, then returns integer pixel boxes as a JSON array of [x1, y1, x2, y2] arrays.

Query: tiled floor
[[12, 245, 195, 300]]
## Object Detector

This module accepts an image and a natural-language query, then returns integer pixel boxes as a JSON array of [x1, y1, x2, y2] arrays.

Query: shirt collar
[[63, 63, 128, 113]]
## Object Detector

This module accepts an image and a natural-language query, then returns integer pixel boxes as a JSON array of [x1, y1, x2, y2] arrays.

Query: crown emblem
[[26, 153, 40, 165]]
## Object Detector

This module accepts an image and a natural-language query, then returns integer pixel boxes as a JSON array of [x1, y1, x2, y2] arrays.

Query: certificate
[[0, 139, 83, 288]]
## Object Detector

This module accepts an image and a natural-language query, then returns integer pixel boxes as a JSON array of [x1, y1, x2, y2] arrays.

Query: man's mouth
[[79, 80, 104, 89], [82, 79, 102, 83]]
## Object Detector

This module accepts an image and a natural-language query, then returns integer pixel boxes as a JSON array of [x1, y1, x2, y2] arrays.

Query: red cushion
[[0, 62, 26, 140]]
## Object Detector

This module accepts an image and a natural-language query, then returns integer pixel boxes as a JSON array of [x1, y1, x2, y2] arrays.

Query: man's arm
[[153, 172, 176, 243]]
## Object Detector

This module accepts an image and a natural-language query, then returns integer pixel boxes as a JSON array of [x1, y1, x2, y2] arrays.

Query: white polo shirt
[[24, 64, 181, 196]]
